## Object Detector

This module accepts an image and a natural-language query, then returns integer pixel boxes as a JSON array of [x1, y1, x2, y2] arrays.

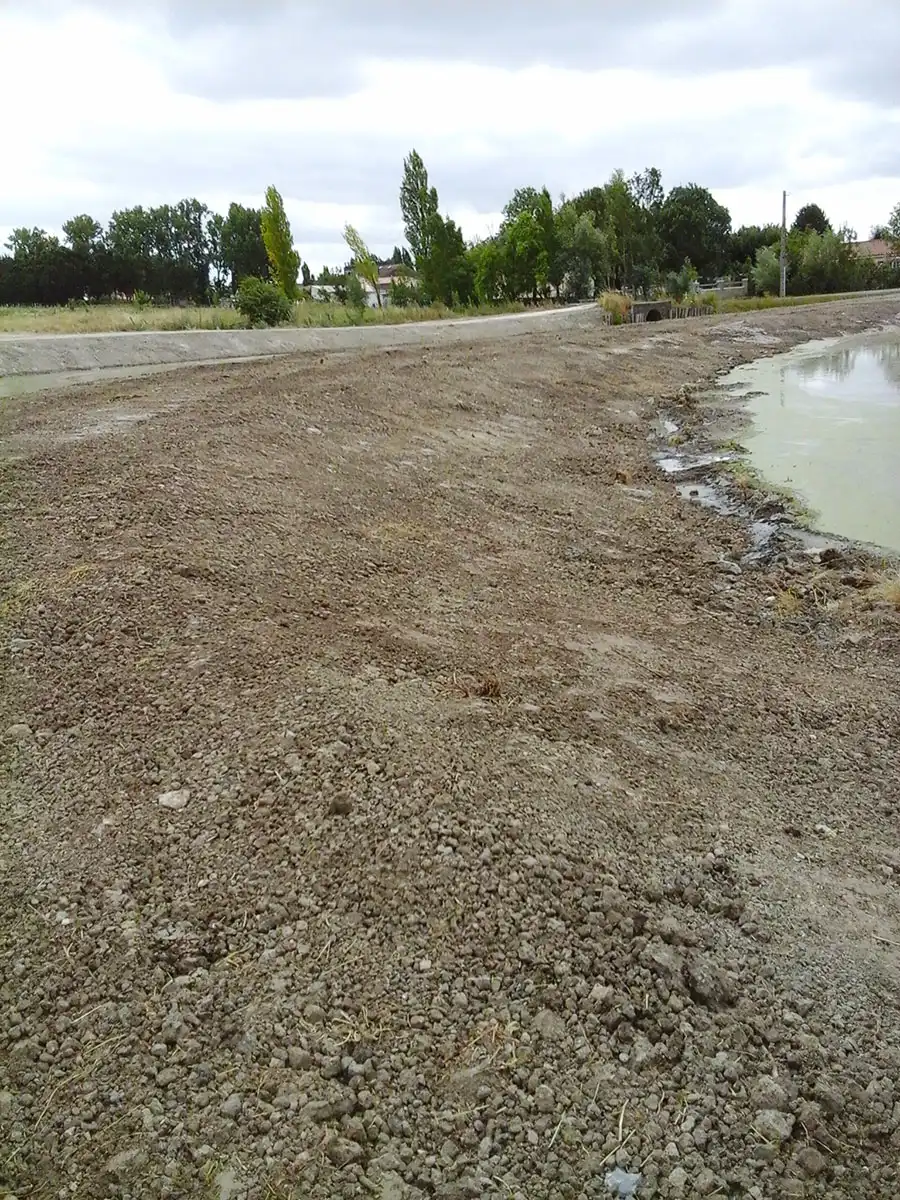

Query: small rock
[[219, 1093, 243, 1119], [754, 1108, 795, 1143], [814, 1080, 844, 1114], [605, 1167, 642, 1196], [157, 789, 190, 811], [533, 1008, 567, 1040], [4, 723, 33, 743], [667, 1166, 688, 1194], [378, 1174, 407, 1200], [781, 1182, 806, 1199], [751, 1075, 788, 1111], [326, 1136, 365, 1167], [693, 1168, 721, 1195], [104, 1147, 148, 1177], [683, 953, 736, 1008], [287, 1046, 312, 1070], [794, 1146, 827, 1177], [534, 1084, 555, 1114], [303, 1099, 336, 1122]]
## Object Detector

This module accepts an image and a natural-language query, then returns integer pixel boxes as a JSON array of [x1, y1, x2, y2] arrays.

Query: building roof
[[852, 238, 895, 259]]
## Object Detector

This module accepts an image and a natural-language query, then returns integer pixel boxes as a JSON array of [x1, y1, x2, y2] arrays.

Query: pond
[[722, 330, 900, 554]]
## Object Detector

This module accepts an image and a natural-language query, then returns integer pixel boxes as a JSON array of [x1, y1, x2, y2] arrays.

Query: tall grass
[[0, 298, 527, 336], [720, 289, 894, 313], [598, 292, 631, 323]]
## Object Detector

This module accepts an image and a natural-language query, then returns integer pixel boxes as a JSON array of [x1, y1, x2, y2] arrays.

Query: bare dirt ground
[[2, 297, 900, 1200]]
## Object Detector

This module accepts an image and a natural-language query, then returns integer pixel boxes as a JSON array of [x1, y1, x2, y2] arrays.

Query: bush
[[344, 273, 368, 310], [664, 259, 698, 302], [599, 291, 631, 324], [235, 276, 294, 326], [389, 276, 422, 307]]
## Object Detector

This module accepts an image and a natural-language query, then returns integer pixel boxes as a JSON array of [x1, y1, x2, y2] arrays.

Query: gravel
[[2, 297, 900, 1198]]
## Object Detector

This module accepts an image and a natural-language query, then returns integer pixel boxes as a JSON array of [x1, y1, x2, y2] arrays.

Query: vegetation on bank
[[0, 298, 527, 336], [2, 159, 899, 324], [719, 289, 896, 313]]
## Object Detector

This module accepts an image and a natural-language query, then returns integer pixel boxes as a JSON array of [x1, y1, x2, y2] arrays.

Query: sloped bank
[[2, 295, 900, 1200], [0, 304, 597, 377]]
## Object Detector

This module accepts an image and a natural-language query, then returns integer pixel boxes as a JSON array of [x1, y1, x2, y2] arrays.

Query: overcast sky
[[3, 0, 900, 271]]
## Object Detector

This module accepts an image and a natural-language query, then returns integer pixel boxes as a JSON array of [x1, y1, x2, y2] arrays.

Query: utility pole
[[780, 190, 787, 298]]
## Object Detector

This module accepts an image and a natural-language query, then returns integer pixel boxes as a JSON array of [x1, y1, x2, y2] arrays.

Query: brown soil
[[2, 298, 900, 1200]]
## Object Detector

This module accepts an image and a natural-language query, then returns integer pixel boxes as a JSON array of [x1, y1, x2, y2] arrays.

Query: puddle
[[657, 450, 736, 478], [719, 330, 900, 553], [0, 354, 271, 399]]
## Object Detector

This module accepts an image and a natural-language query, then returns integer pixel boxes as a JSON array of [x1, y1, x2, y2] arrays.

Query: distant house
[[363, 262, 418, 308], [305, 284, 339, 302], [851, 238, 900, 267]]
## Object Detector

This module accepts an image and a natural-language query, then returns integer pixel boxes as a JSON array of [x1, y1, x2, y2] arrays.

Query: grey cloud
[[19, 0, 900, 108], [28, 0, 717, 99], [49, 100, 809, 246]]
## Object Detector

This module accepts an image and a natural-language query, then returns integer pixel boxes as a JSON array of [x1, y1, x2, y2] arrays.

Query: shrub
[[389, 276, 423, 307], [132, 289, 151, 309], [664, 259, 698, 302], [235, 276, 294, 326], [344, 273, 368, 310], [599, 291, 631, 324]]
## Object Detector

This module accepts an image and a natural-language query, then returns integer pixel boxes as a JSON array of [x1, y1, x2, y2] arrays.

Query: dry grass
[[721, 289, 899, 313], [774, 588, 805, 618], [598, 291, 631, 323], [0, 304, 246, 334], [867, 573, 900, 610], [0, 298, 527, 336]]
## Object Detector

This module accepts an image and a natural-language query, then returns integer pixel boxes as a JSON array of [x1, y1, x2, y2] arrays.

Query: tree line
[[2, 160, 899, 310]]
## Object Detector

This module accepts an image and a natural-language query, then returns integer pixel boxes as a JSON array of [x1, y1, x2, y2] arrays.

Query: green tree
[[792, 203, 831, 236], [400, 149, 439, 266], [497, 187, 556, 302], [221, 203, 269, 290], [571, 170, 660, 293], [5, 228, 59, 258], [207, 212, 226, 293], [388, 245, 414, 268], [728, 224, 780, 276], [62, 215, 103, 252], [552, 204, 610, 299], [261, 186, 300, 299], [887, 203, 900, 251], [665, 258, 698, 301], [751, 245, 781, 295], [658, 184, 732, 278], [423, 214, 474, 306], [469, 238, 507, 304], [344, 272, 368, 309], [343, 224, 381, 307], [628, 166, 664, 212]]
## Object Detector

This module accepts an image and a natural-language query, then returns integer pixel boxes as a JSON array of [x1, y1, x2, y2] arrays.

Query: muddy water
[[723, 330, 900, 553]]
